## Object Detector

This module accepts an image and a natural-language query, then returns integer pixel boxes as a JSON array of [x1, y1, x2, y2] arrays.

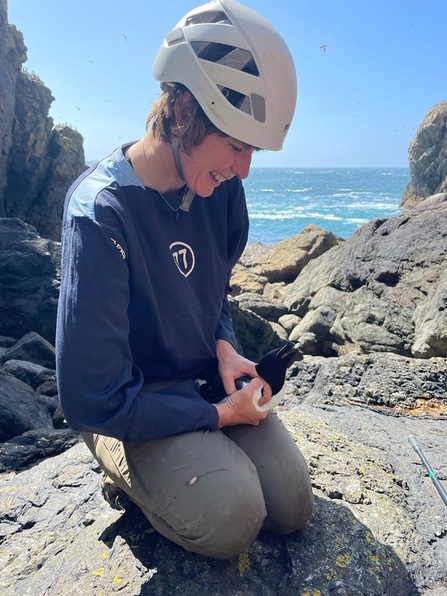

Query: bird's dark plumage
[[199, 342, 301, 408]]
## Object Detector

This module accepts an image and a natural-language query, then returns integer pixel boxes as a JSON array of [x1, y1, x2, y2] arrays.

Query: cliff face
[[0, 0, 86, 240], [401, 101, 447, 209], [0, 0, 27, 211]]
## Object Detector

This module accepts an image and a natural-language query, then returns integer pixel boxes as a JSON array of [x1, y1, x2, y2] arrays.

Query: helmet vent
[[216, 85, 252, 115], [191, 42, 259, 76], [186, 11, 231, 26]]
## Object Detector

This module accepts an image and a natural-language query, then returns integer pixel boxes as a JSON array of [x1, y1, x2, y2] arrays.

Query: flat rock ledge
[[0, 406, 446, 596]]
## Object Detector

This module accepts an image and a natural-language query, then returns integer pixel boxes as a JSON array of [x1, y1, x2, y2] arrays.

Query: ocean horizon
[[244, 167, 410, 245]]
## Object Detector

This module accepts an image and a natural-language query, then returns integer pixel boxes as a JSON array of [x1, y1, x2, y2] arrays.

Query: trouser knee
[[184, 493, 267, 559]]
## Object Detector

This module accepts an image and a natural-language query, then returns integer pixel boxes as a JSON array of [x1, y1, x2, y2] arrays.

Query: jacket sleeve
[[215, 180, 249, 346], [56, 215, 219, 442]]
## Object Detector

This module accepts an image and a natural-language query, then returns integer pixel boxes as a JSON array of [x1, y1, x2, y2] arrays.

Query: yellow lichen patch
[[370, 555, 380, 564], [101, 551, 109, 559], [113, 577, 124, 584], [387, 558, 393, 571], [91, 567, 104, 576], [238, 551, 250, 577], [335, 553, 352, 568], [365, 532, 375, 543], [301, 591, 322, 596], [325, 567, 338, 580]]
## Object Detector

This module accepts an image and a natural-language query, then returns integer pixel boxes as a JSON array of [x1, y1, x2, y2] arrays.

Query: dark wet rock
[[0, 369, 53, 442], [33, 368, 57, 395], [1, 359, 46, 386], [0, 428, 80, 471], [0, 219, 60, 342], [0, 331, 56, 368]]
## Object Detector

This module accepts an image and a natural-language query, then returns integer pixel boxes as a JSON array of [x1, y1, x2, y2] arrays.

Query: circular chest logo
[[169, 241, 196, 278]]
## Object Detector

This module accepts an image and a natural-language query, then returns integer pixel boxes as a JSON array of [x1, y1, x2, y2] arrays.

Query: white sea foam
[[245, 167, 409, 243]]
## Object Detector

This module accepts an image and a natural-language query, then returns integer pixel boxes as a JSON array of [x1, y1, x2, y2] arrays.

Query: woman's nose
[[232, 150, 253, 179]]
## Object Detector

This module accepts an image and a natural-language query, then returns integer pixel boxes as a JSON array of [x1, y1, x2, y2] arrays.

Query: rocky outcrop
[[0, 218, 60, 343], [0, 353, 445, 594], [401, 101, 447, 209], [0, 206, 446, 593], [0, 0, 27, 211], [238, 193, 447, 359], [231, 225, 343, 296], [0, 0, 86, 240]]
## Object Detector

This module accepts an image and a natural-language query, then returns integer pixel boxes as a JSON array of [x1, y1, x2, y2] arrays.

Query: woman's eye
[[230, 143, 243, 153]]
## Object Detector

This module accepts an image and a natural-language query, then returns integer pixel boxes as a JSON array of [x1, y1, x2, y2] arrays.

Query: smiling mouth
[[210, 171, 226, 184]]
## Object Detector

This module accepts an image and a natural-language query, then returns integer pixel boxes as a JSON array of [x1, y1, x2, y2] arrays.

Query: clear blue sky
[[8, 0, 447, 167]]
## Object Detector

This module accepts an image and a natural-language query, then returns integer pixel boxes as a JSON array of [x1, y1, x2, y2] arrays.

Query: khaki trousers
[[82, 412, 313, 560]]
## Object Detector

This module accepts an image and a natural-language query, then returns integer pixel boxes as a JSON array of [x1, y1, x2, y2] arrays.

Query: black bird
[[198, 342, 302, 411]]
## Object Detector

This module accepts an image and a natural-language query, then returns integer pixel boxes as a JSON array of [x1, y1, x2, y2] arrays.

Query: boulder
[[0, 359, 46, 386], [0, 369, 52, 442], [252, 224, 344, 283], [282, 194, 447, 358], [229, 297, 284, 361], [0, 219, 60, 342], [234, 292, 289, 321], [0, 331, 56, 369], [401, 101, 447, 209]]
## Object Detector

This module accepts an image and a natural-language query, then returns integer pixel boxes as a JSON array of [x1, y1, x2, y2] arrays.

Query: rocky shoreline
[[1, 0, 447, 592], [1, 194, 446, 594]]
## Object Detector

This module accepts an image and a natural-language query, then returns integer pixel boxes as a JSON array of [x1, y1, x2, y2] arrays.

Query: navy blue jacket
[[56, 145, 249, 441]]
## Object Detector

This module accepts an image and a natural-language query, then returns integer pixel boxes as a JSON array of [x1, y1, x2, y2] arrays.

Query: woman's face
[[181, 133, 255, 197]]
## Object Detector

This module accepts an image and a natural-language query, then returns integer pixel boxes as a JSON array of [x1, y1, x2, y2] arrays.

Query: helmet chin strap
[[171, 137, 195, 212]]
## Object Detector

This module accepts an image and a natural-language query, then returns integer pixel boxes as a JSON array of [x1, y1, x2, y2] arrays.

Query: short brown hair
[[147, 82, 222, 155]]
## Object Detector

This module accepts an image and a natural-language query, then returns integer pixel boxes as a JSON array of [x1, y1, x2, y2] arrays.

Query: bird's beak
[[277, 342, 299, 360]]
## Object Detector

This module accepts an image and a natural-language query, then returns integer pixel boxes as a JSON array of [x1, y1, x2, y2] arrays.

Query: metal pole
[[409, 435, 447, 507]]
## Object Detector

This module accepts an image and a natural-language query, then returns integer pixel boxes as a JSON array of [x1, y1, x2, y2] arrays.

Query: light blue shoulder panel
[[66, 145, 145, 222]]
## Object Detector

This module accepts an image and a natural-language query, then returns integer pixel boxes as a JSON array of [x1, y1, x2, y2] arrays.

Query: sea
[[244, 168, 410, 245]]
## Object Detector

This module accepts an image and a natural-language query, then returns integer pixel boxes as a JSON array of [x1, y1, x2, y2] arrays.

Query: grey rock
[[229, 297, 284, 361], [0, 369, 52, 442], [0, 331, 56, 369], [0, 334, 18, 348], [278, 313, 301, 333], [1, 358, 46, 386], [0, 0, 86, 240], [234, 292, 289, 321], [36, 393, 60, 416], [1, 406, 445, 595], [0, 428, 80, 471], [285, 352, 447, 413], [0, 0, 27, 214], [282, 194, 447, 358], [402, 101, 447, 209], [0, 218, 60, 342], [252, 224, 344, 283]]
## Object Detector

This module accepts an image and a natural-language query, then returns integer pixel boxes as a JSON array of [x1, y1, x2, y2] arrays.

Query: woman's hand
[[216, 339, 273, 410], [215, 378, 269, 427]]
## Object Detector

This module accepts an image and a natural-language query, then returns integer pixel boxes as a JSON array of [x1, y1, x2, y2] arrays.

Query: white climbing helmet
[[152, 0, 297, 151]]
